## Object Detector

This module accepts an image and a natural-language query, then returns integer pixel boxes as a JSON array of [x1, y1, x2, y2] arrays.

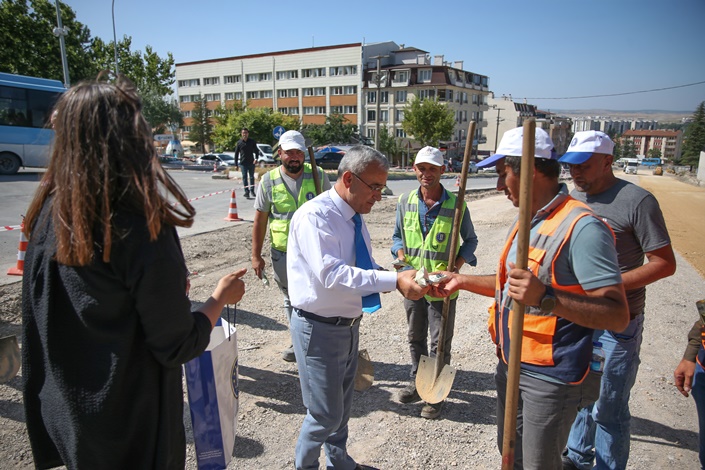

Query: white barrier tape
[[172, 189, 233, 207], [0, 225, 22, 232]]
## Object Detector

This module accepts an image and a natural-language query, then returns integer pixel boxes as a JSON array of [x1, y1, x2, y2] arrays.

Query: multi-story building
[[481, 95, 573, 156], [621, 129, 683, 162], [572, 117, 657, 134], [174, 42, 490, 148]]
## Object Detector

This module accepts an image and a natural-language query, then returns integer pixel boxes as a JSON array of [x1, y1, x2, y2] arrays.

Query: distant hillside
[[552, 109, 691, 123]]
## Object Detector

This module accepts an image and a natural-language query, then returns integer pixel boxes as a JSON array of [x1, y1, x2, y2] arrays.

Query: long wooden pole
[[307, 146, 322, 195], [501, 118, 535, 469]]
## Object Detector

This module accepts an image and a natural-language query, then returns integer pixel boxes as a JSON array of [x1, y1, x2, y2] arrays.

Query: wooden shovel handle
[[434, 121, 476, 378], [307, 146, 322, 195], [501, 118, 535, 469]]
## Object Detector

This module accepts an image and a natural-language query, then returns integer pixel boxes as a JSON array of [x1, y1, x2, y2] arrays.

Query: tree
[[378, 125, 403, 165], [141, 88, 182, 135], [0, 0, 94, 82], [647, 148, 662, 160], [301, 113, 358, 147], [210, 103, 299, 151], [680, 101, 705, 167], [189, 95, 212, 153], [620, 139, 637, 160], [401, 97, 455, 148]]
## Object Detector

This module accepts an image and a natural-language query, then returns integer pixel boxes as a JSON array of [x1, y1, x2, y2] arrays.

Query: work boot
[[281, 345, 296, 362], [420, 401, 444, 419], [244, 191, 250, 199], [397, 382, 421, 404]]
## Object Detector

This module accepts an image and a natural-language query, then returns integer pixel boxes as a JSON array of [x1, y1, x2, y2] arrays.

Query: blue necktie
[[352, 213, 382, 313]]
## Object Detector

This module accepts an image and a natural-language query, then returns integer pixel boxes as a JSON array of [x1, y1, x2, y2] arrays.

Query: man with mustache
[[252, 130, 331, 362], [391, 146, 478, 419]]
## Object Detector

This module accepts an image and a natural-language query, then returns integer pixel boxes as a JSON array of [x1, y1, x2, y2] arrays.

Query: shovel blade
[[0, 335, 20, 384], [415, 355, 456, 404], [354, 349, 374, 392]]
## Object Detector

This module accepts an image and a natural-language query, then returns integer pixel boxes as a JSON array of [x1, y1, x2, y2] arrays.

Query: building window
[[303, 88, 314, 96], [180, 95, 191, 103], [393, 70, 409, 83], [395, 90, 407, 102], [419, 69, 432, 82], [303, 107, 314, 115], [205, 93, 220, 102], [329, 65, 357, 76], [395, 109, 404, 121], [234, 92, 242, 100], [343, 85, 357, 94], [224, 75, 241, 84], [225, 92, 234, 100], [246, 91, 259, 99], [178, 78, 200, 87], [330, 86, 343, 95], [367, 128, 375, 138], [380, 110, 388, 122], [276, 70, 298, 80], [183, 126, 191, 132], [418, 89, 435, 100], [278, 89, 299, 98], [315, 106, 326, 114], [367, 110, 376, 122], [261, 90, 273, 98], [245, 72, 272, 82], [315, 87, 326, 96], [302, 67, 326, 78], [182, 110, 191, 118], [380, 91, 389, 103], [343, 105, 357, 114], [288, 107, 299, 115], [203, 76, 219, 86], [331, 106, 343, 113], [367, 91, 376, 104], [395, 129, 406, 138]]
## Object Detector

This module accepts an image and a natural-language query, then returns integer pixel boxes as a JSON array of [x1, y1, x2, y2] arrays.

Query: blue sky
[[63, 0, 705, 112]]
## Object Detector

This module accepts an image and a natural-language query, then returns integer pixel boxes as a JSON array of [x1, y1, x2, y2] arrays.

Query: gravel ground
[[1, 175, 703, 469]]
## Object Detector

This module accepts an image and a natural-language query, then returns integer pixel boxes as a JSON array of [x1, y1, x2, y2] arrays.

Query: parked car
[[448, 158, 477, 173], [313, 150, 345, 169], [257, 143, 276, 165], [197, 153, 237, 168]]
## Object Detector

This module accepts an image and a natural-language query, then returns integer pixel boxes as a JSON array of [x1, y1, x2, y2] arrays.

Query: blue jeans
[[241, 163, 255, 195], [693, 360, 705, 469], [291, 310, 359, 470], [565, 314, 644, 469]]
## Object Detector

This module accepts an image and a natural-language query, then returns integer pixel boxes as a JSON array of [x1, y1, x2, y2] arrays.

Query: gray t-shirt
[[571, 178, 671, 316]]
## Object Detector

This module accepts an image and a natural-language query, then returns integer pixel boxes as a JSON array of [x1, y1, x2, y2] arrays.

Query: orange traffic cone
[[455, 176, 460, 187], [223, 189, 243, 221], [7, 220, 27, 276]]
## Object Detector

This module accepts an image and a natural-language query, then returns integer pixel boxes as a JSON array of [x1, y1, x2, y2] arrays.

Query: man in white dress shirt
[[287, 145, 428, 470]]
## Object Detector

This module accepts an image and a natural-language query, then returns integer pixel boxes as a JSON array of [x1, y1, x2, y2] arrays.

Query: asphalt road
[[0, 168, 498, 286]]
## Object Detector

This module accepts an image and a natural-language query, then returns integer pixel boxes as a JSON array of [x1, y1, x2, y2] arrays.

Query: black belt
[[296, 309, 362, 327]]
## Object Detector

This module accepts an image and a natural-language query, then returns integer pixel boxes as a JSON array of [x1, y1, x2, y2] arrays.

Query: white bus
[[0, 72, 66, 174]]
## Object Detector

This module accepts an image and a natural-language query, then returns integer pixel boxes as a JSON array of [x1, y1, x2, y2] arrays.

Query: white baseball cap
[[279, 130, 306, 152], [414, 146, 444, 166], [559, 131, 615, 164], [477, 127, 556, 168]]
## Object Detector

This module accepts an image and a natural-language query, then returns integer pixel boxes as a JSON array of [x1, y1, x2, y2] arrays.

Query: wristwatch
[[539, 285, 557, 313]]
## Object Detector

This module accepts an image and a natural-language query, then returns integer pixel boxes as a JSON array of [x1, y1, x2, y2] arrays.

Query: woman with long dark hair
[[21, 75, 246, 469]]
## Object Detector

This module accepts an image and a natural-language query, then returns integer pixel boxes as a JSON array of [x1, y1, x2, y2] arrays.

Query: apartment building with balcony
[[621, 129, 683, 162], [174, 41, 490, 148], [572, 117, 657, 134]]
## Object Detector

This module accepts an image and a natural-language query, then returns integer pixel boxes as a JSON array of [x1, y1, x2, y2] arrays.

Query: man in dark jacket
[[235, 127, 259, 198]]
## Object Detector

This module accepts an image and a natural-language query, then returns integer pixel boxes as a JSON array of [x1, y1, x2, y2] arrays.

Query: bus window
[[0, 72, 65, 175]]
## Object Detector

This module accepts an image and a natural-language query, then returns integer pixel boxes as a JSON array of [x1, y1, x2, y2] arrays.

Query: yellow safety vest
[[268, 164, 319, 252]]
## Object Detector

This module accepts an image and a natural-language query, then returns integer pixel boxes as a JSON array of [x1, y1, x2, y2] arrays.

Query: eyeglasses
[[352, 172, 387, 193]]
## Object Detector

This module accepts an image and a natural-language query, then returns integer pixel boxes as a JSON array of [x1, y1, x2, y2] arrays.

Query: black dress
[[22, 203, 212, 469]]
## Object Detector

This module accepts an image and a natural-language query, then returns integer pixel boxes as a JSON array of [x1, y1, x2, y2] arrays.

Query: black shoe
[[281, 345, 296, 362], [355, 464, 380, 470], [561, 456, 580, 470], [244, 192, 250, 198], [397, 383, 421, 403], [420, 401, 444, 419]]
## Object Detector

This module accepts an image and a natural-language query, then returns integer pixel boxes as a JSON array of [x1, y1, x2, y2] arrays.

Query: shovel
[[0, 335, 21, 384], [501, 118, 536, 469], [307, 146, 375, 391], [416, 121, 476, 404]]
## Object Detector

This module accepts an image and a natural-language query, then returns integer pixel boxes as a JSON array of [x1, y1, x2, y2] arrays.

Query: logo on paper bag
[[230, 358, 239, 399]]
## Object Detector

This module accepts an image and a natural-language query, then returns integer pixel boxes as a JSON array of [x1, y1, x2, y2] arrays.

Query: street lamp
[[53, 0, 70, 87], [371, 55, 388, 151]]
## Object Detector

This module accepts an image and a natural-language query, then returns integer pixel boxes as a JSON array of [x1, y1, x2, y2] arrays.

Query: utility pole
[[53, 0, 70, 87], [371, 55, 388, 151], [493, 106, 505, 153], [112, 0, 119, 75]]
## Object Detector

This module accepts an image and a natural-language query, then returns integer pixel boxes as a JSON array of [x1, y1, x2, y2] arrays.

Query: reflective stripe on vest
[[488, 197, 604, 384], [268, 164, 319, 252], [399, 190, 465, 301]]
